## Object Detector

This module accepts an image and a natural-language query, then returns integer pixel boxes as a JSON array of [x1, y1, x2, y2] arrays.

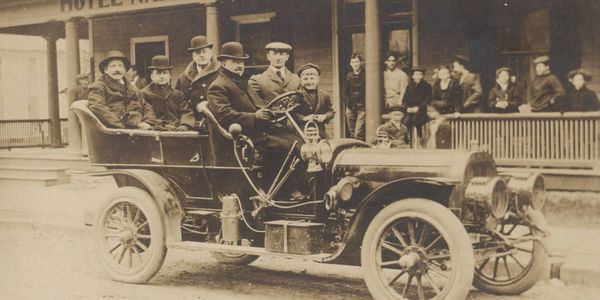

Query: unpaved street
[[1, 222, 599, 300]]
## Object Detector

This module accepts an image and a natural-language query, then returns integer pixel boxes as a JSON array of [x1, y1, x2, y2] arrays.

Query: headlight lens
[[465, 176, 509, 219], [507, 173, 545, 210], [317, 140, 333, 163]]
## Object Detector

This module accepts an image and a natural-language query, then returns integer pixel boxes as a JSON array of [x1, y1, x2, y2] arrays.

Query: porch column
[[411, 0, 419, 66], [365, 0, 382, 142], [65, 19, 82, 152], [45, 34, 61, 148], [331, 0, 344, 138], [206, 3, 220, 55]]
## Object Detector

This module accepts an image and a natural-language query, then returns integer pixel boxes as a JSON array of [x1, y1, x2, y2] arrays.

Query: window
[[130, 35, 169, 80]]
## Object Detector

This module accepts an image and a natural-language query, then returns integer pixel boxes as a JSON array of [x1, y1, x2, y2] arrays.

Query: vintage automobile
[[72, 91, 548, 300]]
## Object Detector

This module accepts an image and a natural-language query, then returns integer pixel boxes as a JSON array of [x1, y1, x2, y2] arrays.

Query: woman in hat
[[566, 69, 599, 112], [140, 55, 195, 131], [488, 67, 522, 113]]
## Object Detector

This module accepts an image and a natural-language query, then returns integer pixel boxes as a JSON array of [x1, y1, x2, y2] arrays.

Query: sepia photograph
[[0, 0, 600, 299]]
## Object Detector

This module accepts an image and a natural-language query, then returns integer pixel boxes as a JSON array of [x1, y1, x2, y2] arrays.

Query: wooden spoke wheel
[[473, 217, 547, 295], [95, 187, 166, 283], [361, 199, 474, 300]]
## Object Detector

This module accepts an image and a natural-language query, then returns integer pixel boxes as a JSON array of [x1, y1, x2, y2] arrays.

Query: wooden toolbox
[[264, 220, 325, 255]]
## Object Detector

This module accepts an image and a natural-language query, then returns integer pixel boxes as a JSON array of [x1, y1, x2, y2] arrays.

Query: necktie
[[276, 70, 284, 82]]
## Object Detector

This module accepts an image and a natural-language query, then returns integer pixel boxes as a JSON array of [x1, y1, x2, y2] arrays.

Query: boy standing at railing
[[527, 56, 565, 112]]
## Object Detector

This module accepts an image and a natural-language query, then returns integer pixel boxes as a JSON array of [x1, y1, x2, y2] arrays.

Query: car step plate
[[168, 241, 331, 262]]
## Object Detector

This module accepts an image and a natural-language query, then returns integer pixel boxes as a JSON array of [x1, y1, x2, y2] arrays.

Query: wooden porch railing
[[0, 118, 68, 149], [438, 112, 600, 169]]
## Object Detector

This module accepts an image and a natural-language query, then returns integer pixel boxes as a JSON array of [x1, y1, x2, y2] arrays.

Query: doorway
[[130, 36, 169, 81]]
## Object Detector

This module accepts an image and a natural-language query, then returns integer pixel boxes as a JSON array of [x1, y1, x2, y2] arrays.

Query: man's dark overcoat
[[88, 74, 157, 129], [140, 83, 196, 128], [175, 59, 221, 114], [432, 79, 463, 114]]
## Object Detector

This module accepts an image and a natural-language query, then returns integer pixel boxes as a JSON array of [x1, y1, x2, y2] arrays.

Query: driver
[[207, 42, 306, 199]]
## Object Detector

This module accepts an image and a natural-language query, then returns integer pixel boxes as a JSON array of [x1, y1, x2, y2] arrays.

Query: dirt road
[[1, 222, 599, 300]]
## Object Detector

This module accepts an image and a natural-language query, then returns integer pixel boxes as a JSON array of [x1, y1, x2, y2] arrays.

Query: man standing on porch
[[175, 35, 221, 117], [528, 56, 566, 112], [383, 52, 409, 108], [249, 42, 301, 104]]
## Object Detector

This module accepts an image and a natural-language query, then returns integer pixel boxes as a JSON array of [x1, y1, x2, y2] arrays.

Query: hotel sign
[[0, 0, 213, 29]]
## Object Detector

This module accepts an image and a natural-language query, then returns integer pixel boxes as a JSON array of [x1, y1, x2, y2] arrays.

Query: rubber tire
[[473, 234, 547, 295], [361, 198, 475, 300], [210, 252, 259, 265], [94, 187, 167, 284]]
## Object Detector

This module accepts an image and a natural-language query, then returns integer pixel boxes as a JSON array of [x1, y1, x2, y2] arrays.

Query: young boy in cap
[[527, 56, 565, 112], [566, 69, 599, 112], [88, 50, 157, 130], [375, 106, 409, 148], [140, 55, 195, 131], [249, 42, 301, 104], [452, 55, 482, 113], [345, 53, 366, 141], [295, 63, 334, 138], [175, 35, 221, 116], [403, 67, 432, 144]]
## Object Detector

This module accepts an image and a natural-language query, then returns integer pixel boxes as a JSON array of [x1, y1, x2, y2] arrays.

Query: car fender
[[322, 177, 459, 265], [80, 169, 185, 244]]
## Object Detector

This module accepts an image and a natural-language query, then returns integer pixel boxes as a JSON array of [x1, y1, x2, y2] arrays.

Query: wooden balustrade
[[0, 119, 68, 149], [412, 112, 600, 169]]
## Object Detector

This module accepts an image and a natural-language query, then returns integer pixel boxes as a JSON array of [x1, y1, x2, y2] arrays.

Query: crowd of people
[[346, 52, 600, 148], [81, 34, 599, 152]]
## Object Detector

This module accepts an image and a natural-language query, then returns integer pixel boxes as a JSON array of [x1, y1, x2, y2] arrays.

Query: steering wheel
[[264, 91, 308, 142]]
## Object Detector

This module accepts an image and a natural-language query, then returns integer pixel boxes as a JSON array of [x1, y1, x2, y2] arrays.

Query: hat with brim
[[99, 50, 131, 74], [568, 68, 592, 81], [147, 55, 173, 70], [532, 55, 550, 65], [217, 42, 249, 61], [453, 54, 470, 67], [297, 63, 321, 76], [385, 106, 407, 114], [495, 67, 511, 77], [265, 42, 292, 53], [187, 35, 213, 52]]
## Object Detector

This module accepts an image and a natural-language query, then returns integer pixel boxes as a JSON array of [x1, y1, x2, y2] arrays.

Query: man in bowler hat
[[176, 35, 221, 117], [208, 42, 306, 199], [140, 55, 195, 131], [248, 42, 301, 104], [88, 50, 157, 129]]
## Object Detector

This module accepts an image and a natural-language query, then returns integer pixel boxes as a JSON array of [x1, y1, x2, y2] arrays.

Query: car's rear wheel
[[95, 187, 166, 283], [473, 217, 547, 295], [361, 198, 474, 300]]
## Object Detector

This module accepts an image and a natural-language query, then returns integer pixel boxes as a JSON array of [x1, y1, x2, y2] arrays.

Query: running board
[[168, 241, 332, 262]]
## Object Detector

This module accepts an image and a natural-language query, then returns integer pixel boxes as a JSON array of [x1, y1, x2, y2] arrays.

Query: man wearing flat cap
[[176, 35, 221, 118], [295, 63, 334, 138], [566, 69, 599, 112], [208, 42, 306, 199], [140, 55, 195, 131], [452, 55, 482, 113], [249, 42, 301, 104], [88, 50, 157, 130], [527, 56, 565, 112]]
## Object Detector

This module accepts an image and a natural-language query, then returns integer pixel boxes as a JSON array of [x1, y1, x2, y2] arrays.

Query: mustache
[[111, 71, 123, 75]]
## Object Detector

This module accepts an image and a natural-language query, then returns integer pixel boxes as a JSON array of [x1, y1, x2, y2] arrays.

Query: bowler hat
[[217, 42, 249, 60], [147, 55, 173, 70], [99, 50, 131, 74], [532, 56, 550, 65], [568, 68, 593, 81], [188, 35, 213, 52], [385, 106, 407, 114], [412, 66, 426, 74], [296, 63, 321, 76], [265, 42, 292, 52]]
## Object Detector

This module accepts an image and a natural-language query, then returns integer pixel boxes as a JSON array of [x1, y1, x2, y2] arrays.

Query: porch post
[[365, 0, 382, 142], [411, 0, 419, 66], [206, 3, 220, 55], [45, 34, 62, 148], [65, 19, 82, 152], [331, 0, 344, 138]]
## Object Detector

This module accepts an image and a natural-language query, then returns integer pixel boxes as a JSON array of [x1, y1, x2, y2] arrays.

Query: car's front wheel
[[95, 187, 167, 283], [361, 198, 474, 300]]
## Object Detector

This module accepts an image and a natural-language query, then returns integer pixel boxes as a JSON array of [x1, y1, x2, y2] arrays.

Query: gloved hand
[[255, 108, 274, 122], [175, 125, 191, 131], [137, 122, 152, 130]]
